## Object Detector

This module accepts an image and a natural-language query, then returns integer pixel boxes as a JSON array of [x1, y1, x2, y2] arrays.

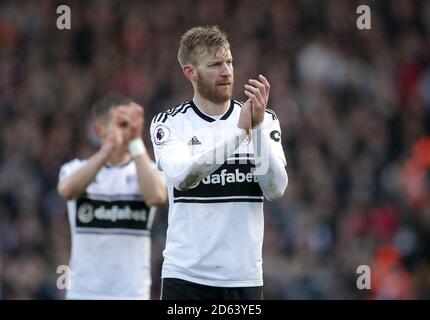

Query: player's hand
[[237, 98, 252, 134], [244, 74, 270, 127], [104, 109, 124, 150], [117, 103, 145, 139]]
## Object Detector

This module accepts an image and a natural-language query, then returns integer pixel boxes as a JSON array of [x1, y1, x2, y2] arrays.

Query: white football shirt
[[150, 99, 286, 287], [59, 159, 156, 299]]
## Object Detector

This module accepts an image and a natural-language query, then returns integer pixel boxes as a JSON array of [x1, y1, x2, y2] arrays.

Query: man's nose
[[220, 63, 232, 77]]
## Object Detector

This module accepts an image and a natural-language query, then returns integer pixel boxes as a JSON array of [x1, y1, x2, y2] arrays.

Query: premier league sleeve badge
[[154, 124, 170, 145]]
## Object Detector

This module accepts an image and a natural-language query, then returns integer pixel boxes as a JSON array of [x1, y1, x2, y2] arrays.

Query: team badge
[[154, 125, 170, 145]]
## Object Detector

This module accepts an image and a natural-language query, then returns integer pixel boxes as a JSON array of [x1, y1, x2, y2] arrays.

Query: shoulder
[[150, 101, 193, 146], [59, 158, 86, 179], [262, 107, 280, 130], [262, 107, 282, 143], [265, 108, 279, 121], [60, 158, 86, 170], [151, 101, 193, 126]]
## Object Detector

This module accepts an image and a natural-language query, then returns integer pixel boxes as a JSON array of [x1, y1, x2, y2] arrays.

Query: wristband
[[129, 138, 147, 158]]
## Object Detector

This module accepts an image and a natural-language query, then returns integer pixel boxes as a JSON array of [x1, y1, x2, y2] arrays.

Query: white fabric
[[150, 99, 287, 287], [59, 159, 156, 299]]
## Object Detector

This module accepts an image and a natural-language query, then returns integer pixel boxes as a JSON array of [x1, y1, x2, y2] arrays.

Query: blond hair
[[178, 25, 230, 66]]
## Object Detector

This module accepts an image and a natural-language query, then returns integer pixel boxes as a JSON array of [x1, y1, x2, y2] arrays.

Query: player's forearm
[[57, 145, 112, 200], [256, 155, 288, 201], [160, 127, 247, 191], [133, 153, 167, 206], [252, 125, 288, 201]]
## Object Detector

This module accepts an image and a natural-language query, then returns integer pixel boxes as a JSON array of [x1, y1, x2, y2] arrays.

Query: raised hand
[[237, 98, 253, 134], [103, 109, 124, 150], [244, 74, 270, 127], [117, 103, 145, 139]]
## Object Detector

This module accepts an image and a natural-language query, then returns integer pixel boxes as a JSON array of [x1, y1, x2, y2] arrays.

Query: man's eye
[[119, 121, 128, 128], [210, 61, 232, 67]]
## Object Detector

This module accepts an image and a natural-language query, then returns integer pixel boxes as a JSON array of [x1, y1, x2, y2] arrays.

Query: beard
[[196, 71, 233, 104]]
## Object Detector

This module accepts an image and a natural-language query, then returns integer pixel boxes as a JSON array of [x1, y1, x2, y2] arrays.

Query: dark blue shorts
[[161, 278, 263, 300]]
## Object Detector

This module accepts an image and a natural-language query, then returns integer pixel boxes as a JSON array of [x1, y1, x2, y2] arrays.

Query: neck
[[193, 92, 230, 116], [106, 150, 130, 167]]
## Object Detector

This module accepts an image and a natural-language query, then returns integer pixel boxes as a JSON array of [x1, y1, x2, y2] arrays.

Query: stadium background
[[1, 0, 430, 299]]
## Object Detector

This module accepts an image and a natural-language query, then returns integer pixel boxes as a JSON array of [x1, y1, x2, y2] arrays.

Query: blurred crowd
[[1, 0, 430, 299]]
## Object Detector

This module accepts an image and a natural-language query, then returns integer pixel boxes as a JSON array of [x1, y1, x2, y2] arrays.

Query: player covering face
[[96, 103, 143, 161], [58, 94, 166, 300]]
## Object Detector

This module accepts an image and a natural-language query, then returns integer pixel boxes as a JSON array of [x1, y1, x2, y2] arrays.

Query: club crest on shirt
[[154, 125, 170, 145], [126, 174, 137, 184]]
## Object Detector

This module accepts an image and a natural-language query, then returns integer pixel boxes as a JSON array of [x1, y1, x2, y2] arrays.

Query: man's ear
[[182, 64, 198, 82]]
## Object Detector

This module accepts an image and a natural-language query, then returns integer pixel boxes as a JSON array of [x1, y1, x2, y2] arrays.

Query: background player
[[58, 94, 167, 299]]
